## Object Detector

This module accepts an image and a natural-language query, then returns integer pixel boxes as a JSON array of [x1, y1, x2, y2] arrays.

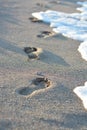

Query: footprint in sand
[[16, 77, 52, 98], [23, 47, 43, 60], [29, 17, 43, 23], [37, 31, 56, 38]]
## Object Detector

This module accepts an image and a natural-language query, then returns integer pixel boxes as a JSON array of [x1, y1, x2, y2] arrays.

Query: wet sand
[[0, 0, 87, 129]]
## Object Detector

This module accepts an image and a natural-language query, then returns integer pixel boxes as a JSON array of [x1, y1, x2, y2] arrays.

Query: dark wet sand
[[0, 0, 87, 130]]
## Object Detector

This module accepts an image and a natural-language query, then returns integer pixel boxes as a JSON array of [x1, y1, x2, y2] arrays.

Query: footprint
[[29, 17, 42, 23], [16, 87, 33, 96], [16, 77, 52, 98], [37, 31, 56, 38], [32, 77, 51, 87], [23, 47, 43, 60], [24, 47, 37, 54]]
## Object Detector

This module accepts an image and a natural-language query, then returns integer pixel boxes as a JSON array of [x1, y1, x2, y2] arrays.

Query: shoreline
[[0, 0, 87, 129]]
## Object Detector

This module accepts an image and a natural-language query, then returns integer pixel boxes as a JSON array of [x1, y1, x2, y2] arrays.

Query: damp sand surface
[[0, 0, 87, 130]]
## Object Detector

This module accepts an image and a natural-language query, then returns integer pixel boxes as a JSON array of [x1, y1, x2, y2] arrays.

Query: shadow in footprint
[[16, 77, 51, 97], [16, 87, 35, 96]]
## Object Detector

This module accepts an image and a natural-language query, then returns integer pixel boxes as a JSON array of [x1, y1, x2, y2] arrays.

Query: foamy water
[[73, 82, 87, 109], [32, 1, 87, 109]]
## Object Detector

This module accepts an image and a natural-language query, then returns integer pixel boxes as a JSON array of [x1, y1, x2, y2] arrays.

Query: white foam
[[73, 82, 87, 109], [32, 10, 71, 23], [78, 41, 87, 61], [32, 1, 87, 109]]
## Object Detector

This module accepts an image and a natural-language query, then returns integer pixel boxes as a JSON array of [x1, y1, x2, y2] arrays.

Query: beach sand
[[0, 0, 87, 129]]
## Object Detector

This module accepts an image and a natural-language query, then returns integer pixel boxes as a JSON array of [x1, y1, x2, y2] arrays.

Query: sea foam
[[32, 1, 87, 109], [73, 82, 87, 109]]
